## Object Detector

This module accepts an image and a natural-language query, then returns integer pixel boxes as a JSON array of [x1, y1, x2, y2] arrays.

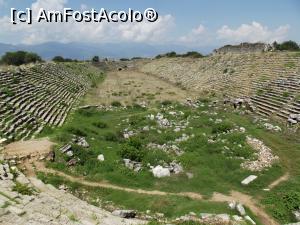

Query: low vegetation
[[37, 97, 300, 223]]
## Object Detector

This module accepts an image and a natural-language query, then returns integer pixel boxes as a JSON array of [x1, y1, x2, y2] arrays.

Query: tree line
[[0, 40, 299, 66]]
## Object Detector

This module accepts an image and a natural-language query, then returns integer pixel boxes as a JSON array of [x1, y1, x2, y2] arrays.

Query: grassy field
[[37, 172, 233, 220], [80, 70, 196, 106], [38, 96, 300, 223]]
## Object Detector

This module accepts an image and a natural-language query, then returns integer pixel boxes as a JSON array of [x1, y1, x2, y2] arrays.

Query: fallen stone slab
[[241, 175, 257, 185], [236, 203, 246, 216], [244, 215, 256, 224]]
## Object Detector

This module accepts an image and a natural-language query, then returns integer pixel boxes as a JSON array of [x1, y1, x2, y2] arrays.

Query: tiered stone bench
[[0, 63, 97, 142]]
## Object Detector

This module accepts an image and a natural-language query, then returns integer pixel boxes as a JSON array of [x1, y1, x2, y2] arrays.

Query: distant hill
[[0, 42, 215, 60]]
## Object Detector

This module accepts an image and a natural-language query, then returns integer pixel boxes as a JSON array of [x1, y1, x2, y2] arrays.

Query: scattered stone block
[[236, 203, 246, 216], [241, 175, 257, 185]]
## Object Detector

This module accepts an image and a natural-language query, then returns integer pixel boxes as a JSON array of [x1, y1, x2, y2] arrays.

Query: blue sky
[[0, 0, 299, 47]]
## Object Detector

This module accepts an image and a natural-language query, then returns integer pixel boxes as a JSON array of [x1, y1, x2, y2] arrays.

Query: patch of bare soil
[[82, 70, 196, 106], [3, 138, 55, 158], [267, 172, 290, 189]]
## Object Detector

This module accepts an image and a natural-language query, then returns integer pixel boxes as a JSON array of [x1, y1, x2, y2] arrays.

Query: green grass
[[12, 182, 35, 195], [37, 172, 232, 219], [284, 62, 296, 68], [38, 101, 300, 224]]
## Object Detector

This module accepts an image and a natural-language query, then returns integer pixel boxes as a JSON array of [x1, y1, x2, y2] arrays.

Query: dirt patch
[[267, 172, 290, 189], [3, 138, 55, 158], [82, 70, 196, 106]]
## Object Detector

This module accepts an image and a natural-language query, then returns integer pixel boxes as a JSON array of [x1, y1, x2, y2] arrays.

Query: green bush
[[212, 122, 234, 134], [104, 132, 118, 142], [66, 127, 87, 137], [282, 191, 300, 211], [119, 138, 144, 161], [92, 121, 108, 129], [120, 144, 145, 161], [111, 101, 122, 107], [161, 100, 172, 106], [12, 182, 35, 195]]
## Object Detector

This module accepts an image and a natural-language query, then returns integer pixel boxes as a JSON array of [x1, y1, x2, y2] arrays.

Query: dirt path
[[3, 137, 279, 225], [82, 70, 196, 106], [267, 172, 290, 190], [211, 192, 278, 225], [29, 161, 278, 225]]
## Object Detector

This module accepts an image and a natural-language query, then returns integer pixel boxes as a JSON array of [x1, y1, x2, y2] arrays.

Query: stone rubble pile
[[151, 161, 183, 178], [263, 123, 282, 132], [241, 136, 279, 171], [288, 114, 300, 125], [147, 143, 183, 156], [58, 136, 90, 166], [123, 159, 142, 172]]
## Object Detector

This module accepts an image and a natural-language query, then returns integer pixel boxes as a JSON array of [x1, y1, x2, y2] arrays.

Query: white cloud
[[217, 21, 290, 43], [0, 0, 5, 6], [0, 0, 174, 45], [178, 24, 214, 46]]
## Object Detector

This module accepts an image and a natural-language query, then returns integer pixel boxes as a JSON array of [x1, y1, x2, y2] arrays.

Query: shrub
[[92, 121, 108, 129], [111, 101, 122, 107], [104, 132, 118, 142], [0, 87, 15, 97], [66, 127, 87, 137], [12, 182, 35, 195], [282, 92, 290, 97], [120, 144, 145, 161], [119, 138, 144, 161], [282, 191, 300, 211], [161, 100, 172, 106], [212, 122, 234, 134]]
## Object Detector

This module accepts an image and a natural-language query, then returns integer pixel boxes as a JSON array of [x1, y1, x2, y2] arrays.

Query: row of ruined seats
[[250, 74, 300, 120], [0, 64, 89, 142]]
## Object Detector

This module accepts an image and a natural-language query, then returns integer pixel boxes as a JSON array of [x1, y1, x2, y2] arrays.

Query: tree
[[182, 51, 203, 58], [24, 52, 42, 63], [92, 56, 99, 62], [52, 56, 65, 62], [278, 41, 299, 51], [1, 51, 42, 66], [273, 40, 300, 51]]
